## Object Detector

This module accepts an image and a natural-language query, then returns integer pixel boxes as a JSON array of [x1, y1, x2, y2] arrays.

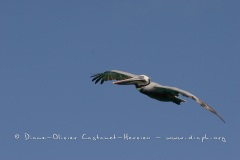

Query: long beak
[[113, 77, 141, 85]]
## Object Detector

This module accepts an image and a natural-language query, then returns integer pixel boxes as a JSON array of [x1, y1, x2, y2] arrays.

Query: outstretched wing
[[153, 85, 225, 123], [91, 70, 138, 84]]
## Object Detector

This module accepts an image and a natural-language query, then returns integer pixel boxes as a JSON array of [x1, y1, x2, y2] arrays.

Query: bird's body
[[91, 70, 225, 123], [138, 82, 186, 105]]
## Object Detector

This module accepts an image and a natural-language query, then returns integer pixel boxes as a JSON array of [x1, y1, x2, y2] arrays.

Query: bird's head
[[113, 75, 150, 87]]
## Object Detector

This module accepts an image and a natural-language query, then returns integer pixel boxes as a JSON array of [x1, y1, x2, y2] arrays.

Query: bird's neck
[[136, 86, 143, 91], [135, 80, 150, 89], [135, 84, 147, 92]]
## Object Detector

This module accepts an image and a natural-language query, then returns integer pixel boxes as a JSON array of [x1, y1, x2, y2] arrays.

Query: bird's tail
[[173, 97, 186, 105]]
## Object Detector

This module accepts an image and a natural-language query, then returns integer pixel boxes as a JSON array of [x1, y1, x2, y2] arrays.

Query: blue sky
[[1, 0, 239, 159]]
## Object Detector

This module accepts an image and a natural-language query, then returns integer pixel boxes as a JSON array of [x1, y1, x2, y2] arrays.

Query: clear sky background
[[1, 0, 239, 159]]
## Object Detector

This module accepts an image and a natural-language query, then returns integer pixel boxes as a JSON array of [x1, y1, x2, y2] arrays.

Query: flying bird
[[91, 70, 225, 123]]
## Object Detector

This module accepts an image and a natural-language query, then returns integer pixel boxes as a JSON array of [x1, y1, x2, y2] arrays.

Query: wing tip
[[218, 115, 226, 123]]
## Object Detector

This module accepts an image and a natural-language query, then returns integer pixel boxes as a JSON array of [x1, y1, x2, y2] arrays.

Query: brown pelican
[[91, 70, 225, 123]]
